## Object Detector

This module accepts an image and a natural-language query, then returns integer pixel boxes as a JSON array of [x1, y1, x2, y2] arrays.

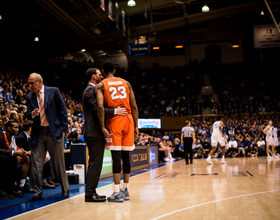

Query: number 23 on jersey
[[109, 86, 127, 100]]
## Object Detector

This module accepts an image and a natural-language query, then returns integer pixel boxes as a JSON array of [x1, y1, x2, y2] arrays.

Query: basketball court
[[3, 157, 280, 220]]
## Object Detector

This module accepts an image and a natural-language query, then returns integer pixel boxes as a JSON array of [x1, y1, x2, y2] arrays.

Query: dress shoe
[[42, 183, 56, 189], [7, 187, 24, 197], [85, 193, 106, 202], [0, 190, 14, 199], [96, 193, 106, 199], [61, 190, 69, 198], [30, 196, 43, 202], [48, 180, 60, 186]]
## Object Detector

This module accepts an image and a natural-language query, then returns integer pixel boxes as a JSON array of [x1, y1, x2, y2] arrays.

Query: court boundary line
[[6, 160, 181, 220], [150, 189, 280, 220]]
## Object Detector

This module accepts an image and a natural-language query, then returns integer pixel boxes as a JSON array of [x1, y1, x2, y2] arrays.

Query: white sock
[[207, 156, 211, 159], [20, 179, 26, 188], [222, 156, 225, 160], [115, 184, 120, 193], [123, 183, 129, 190]]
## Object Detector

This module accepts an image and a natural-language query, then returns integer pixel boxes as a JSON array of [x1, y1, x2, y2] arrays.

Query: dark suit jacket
[[82, 83, 114, 138], [0, 130, 12, 156], [26, 86, 68, 147], [16, 131, 30, 152]]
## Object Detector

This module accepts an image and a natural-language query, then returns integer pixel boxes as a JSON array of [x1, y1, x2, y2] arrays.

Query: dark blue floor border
[[0, 159, 181, 220]]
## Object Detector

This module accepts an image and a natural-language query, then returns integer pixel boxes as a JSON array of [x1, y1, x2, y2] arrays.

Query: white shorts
[[211, 134, 225, 147], [274, 139, 279, 147], [266, 137, 274, 146]]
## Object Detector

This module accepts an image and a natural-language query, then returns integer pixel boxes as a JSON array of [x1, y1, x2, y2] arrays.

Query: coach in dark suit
[[82, 68, 126, 202], [26, 73, 69, 202]]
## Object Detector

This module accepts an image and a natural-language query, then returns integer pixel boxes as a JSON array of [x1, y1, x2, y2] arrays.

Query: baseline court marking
[[7, 160, 181, 220], [150, 190, 280, 220]]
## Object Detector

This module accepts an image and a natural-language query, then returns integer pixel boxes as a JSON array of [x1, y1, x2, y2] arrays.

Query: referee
[[181, 120, 195, 164]]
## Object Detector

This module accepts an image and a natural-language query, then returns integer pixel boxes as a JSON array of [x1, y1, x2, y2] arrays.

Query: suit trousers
[[0, 155, 18, 190], [31, 126, 69, 197], [84, 137, 105, 197], [183, 137, 193, 164]]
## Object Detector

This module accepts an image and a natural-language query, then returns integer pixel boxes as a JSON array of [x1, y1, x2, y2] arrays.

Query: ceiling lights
[[0, 15, 2, 20], [34, 37, 39, 42], [127, 0, 136, 7], [202, 4, 210, 12], [261, 11, 265, 15], [81, 49, 86, 52]]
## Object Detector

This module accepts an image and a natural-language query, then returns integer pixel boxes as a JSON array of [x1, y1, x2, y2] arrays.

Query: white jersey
[[266, 125, 275, 146], [212, 121, 222, 136]]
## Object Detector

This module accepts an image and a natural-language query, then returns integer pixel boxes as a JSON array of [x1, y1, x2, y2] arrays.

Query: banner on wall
[[100, 0, 105, 11], [138, 118, 161, 129], [254, 24, 280, 48], [108, 0, 113, 20], [116, 2, 119, 29], [122, 10, 126, 36]]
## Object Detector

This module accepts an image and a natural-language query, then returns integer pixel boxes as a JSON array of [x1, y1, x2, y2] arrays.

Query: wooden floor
[[9, 157, 280, 220]]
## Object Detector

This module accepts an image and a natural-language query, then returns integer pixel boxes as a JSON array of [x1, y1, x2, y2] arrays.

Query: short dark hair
[[216, 116, 222, 121], [23, 120, 33, 132], [10, 111, 17, 119], [5, 120, 17, 130], [102, 61, 115, 73], [1, 108, 8, 116], [86, 68, 98, 82]]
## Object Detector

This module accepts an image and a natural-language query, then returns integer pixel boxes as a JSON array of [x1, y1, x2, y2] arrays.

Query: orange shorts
[[106, 114, 135, 151]]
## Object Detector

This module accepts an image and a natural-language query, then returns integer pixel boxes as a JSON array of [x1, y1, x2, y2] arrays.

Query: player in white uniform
[[263, 120, 279, 159], [206, 116, 226, 164]]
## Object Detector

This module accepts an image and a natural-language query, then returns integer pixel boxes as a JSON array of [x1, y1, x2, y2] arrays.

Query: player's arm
[[95, 82, 111, 137], [192, 130, 196, 145], [219, 122, 224, 136], [263, 126, 270, 136], [210, 125, 213, 134], [127, 81, 139, 137]]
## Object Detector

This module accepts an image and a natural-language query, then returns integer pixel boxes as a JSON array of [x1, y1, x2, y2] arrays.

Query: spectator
[[173, 135, 181, 157], [237, 137, 245, 157], [247, 144, 258, 157], [257, 137, 266, 156], [15, 90, 26, 105], [162, 132, 169, 141], [228, 136, 238, 157]]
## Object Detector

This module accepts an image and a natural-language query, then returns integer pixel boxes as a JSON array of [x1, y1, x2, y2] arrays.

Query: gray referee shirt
[[181, 126, 194, 138]]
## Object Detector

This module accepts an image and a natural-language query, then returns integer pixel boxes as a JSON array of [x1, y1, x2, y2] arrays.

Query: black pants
[[183, 137, 193, 164], [0, 155, 18, 191], [84, 137, 105, 197]]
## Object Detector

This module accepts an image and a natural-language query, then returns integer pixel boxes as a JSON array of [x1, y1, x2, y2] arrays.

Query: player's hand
[[268, 134, 271, 136], [32, 108, 40, 117], [102, 127, 112, 138], [192, 141, 195, 146], [116, 105, 128, 116], [14, 149, 24, 157], [134, 127, 139, 139]]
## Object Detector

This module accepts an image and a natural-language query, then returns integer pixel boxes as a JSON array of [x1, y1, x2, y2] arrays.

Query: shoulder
[[95, 82, 104, 90], [46, 86, 60, 93]]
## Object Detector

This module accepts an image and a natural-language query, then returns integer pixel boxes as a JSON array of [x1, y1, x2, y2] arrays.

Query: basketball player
[[263, 120, 279, 159], [206, 116, 226, 165], [95, 61, 138, 202]]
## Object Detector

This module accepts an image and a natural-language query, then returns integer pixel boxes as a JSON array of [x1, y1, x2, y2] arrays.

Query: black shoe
[[20, 184, 34, 193], [0, 190, 14, 199], [42, 183, 56, 189], [96, 193, 106, 199], [30, 196, 43, 202], [190, 161, 193, 164], [7, 187, 24, 197], [85, 193, 106, 202], [61, 190, 69, 198]]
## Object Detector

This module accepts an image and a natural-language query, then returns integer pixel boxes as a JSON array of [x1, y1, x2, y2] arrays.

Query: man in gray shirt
[[181, 120, 195, 164]]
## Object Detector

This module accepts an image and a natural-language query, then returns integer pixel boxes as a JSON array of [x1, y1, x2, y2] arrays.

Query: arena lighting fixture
[[261, 11, 265, 15], [34, 37, 39, 42], [0, 15, 2, 20], [175, 45, 183, 48], [127, 0, 136, 7], [153, 47, 160, 50], [81, 49, 86, 52], [202, 4, 210, 12], [232, 45, 239, 48]]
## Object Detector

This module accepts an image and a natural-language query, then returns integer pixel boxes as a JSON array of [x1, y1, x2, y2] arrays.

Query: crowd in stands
[[211, 62, 280, 115]]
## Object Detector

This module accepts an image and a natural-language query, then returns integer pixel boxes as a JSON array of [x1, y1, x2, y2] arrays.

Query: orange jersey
[[103, 77, 131, 114]]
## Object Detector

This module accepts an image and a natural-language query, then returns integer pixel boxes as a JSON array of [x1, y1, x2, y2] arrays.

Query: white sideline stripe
[[7, 160, 181, 219], [150, 189, 280, 220]]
